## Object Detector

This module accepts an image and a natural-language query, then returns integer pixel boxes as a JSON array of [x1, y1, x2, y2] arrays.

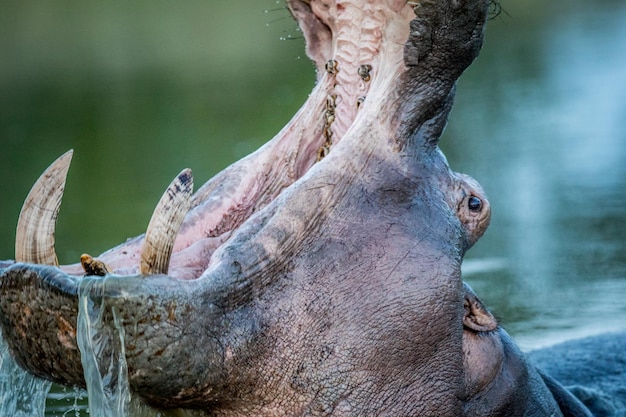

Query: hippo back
[[529, 332, 626, 417]]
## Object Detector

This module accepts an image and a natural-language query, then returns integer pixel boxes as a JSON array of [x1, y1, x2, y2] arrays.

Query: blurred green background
[[0, 1, 625, 415]]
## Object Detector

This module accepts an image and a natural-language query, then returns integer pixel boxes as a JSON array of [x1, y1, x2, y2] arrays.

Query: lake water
[[0, 1, 624, 415]]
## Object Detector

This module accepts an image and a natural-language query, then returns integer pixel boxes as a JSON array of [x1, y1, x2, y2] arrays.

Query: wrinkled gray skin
[[0, 1, 610, 416]]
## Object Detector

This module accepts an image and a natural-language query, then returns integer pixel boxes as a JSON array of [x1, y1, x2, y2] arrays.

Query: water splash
[[77, 276, 131, 417], [0, 334, 52, 417], [77, 276, 178, 417], [45, 385, 88, 417]]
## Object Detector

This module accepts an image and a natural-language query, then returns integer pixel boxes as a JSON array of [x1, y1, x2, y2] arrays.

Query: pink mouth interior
[[59, 0, 415, 280]]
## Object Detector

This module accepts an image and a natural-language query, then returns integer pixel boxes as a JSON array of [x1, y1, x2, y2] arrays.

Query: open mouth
[[13, 0, 419, 282], [1, 0, 491, 411]]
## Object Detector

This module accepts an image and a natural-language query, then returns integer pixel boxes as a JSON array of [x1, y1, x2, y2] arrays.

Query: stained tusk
[[80, 253, 111, 276], [15, 150, 73, 265], [140, 169, 193, 275]]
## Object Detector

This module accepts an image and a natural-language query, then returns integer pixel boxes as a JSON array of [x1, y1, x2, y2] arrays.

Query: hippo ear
[[463, 283, 498, 332]]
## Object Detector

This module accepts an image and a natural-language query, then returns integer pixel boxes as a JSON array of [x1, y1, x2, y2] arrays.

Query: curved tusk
[[15, 150, 73, 265], [140, 169, 193, 275]]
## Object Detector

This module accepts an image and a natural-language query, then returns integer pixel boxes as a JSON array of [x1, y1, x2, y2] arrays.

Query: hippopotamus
[[0, 0, 624, 416]]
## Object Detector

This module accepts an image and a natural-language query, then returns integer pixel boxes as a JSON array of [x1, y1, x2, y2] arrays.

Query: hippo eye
[[468, 196, 482, 212]]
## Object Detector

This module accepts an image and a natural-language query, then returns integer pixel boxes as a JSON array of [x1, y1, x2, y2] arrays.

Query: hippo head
[[0, 1, 499, 415]]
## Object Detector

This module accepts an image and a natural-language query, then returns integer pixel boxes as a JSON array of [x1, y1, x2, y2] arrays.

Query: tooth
[[140, 169, 193, 275], [80, 253, 111, 276], [15, 150, 73, 265]]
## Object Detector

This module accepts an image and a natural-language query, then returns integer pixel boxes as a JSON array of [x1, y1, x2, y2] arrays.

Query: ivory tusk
[[140, 169, 193, 275], [15, 150, 73, 265]]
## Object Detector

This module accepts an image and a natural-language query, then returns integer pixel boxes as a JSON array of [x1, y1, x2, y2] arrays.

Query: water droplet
[[0, 337, 52, 417]]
